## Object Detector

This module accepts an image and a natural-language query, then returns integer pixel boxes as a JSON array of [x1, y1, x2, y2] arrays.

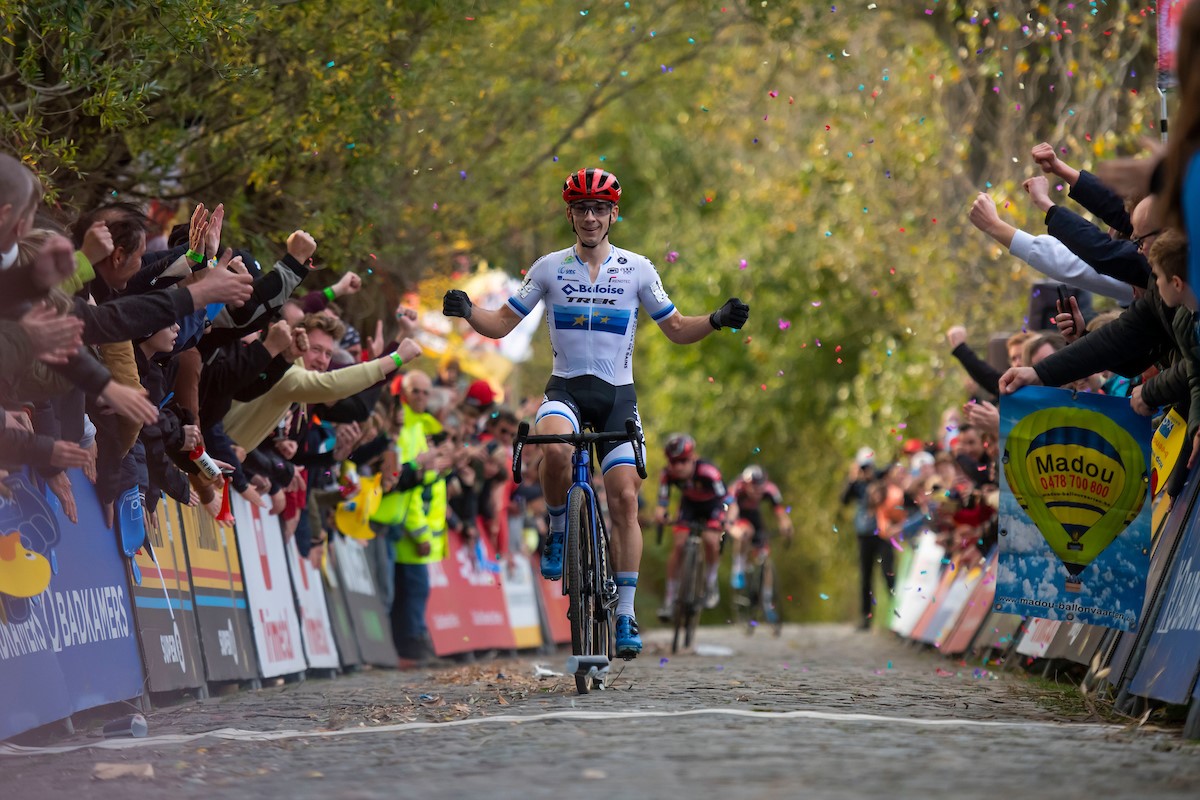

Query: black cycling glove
[[443, 289, 473, 320], [709, 297, 750, 330]]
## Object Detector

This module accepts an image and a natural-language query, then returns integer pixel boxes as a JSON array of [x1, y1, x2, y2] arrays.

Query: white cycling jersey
[[506, 244, 676, 386]]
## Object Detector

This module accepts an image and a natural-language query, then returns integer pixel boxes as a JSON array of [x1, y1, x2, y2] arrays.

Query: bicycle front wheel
[[684, 542, 704, 649], [567, 487, 593, 694]]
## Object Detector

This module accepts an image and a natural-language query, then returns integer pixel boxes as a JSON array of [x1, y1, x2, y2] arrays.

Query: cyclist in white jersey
[[443, 168, 749, 657]]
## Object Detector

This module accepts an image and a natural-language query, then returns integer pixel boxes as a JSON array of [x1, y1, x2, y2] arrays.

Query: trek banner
[[996, 386, 1151, 630]]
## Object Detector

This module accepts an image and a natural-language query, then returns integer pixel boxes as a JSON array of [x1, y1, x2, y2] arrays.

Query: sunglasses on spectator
[[569, 202, 613, 218], [1131, 229, 1162, 251]]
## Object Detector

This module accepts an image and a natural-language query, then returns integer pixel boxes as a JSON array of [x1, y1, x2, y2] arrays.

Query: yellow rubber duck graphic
[[0, 531, 51, 598]]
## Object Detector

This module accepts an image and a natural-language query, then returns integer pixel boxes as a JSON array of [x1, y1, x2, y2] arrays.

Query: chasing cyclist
[[728, 464, 793, 590], [442, 168, 749, 658], [654, 433, 730, 621]]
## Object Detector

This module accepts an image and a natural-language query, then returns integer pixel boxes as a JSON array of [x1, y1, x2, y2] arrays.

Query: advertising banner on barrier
[[997, 387, 1151, 630], [890, 533, 945, 637], [127, 500, 205, 692], [284, 538, 339, 670], [1044, 622, 1108, 667], [328, 536, 396, 667], [176, 500, 256, 682], [231, 494, 306, 677], [318, 547, 362, 669], [940, 555, 998, 655], [426, 530, 515, 655], [1127, 515, 1200, 705], [533, 555, 572, 645], [500, 552, 543, 650], [1015, 618, 1062, 659], [973, 610, 1024, 653], [915, 562, 981, 646], [1107, 466, 1200, 687], [0, 470, 144, 740]]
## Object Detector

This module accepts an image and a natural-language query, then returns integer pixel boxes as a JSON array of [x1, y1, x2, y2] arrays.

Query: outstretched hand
[[443, 289, 473, 319], [710, 297, 749, 330]]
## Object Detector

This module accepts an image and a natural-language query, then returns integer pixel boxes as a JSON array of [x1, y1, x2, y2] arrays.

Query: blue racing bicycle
[[512, 418, 647, 694]]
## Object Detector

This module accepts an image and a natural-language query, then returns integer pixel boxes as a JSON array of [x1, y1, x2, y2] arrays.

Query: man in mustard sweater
[[223, 313, 422, 452]]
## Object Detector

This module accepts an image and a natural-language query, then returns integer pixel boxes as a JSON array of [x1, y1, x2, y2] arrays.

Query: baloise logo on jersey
[[561, 283, 624, 305]]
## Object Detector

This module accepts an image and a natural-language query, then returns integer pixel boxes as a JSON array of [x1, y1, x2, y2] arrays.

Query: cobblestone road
[[7, 623, 1199, 799]]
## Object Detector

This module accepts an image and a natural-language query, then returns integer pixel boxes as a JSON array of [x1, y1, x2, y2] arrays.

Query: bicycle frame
[[562, 445, 614, 611], [512, 417, 647, 692]]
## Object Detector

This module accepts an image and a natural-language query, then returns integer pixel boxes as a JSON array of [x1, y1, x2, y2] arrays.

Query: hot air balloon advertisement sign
[[997, 386, 1151, 631]]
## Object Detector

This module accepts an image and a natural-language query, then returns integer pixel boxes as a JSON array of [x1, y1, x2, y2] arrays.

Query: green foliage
[[1, 0, 1158, 620]]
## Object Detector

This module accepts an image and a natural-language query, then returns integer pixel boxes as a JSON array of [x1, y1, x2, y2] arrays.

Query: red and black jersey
[[658, 459, 727, 504], [730, 478, 784, 512]]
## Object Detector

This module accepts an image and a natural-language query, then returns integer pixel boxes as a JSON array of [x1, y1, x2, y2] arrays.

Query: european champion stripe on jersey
[[552, 305, 631, 335], [507, 244, 675, 385]]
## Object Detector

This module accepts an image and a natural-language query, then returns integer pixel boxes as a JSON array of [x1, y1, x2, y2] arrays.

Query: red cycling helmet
[[664, 433, 695, 462], [562, 168, 622, 204]]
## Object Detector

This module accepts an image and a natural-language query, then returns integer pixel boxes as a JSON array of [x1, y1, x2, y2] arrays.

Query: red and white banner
[[425, 530, 516, 655], [1015, 617, 1062, 659], [1159, 0, 1194, 89], [231, 494, 305, 677], [285, 537, 340, 669]]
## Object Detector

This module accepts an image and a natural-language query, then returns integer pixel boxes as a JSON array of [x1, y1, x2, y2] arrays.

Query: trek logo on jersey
[[565, 296, 617, 305], [561, 283, 625, 296]]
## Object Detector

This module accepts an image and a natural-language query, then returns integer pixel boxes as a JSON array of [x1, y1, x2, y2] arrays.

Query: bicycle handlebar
[[511, 418, 647, 483]]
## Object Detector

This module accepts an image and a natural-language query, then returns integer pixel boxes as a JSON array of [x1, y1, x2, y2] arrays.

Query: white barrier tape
[[0, 707, 1118, 756]]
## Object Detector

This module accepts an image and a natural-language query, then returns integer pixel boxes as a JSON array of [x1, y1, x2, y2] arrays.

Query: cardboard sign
[[0, 470, 143, 740], [127, 500, 205, 691], [284, 537, 340, 670], [176, 500, 256, 682], [231, 494, 305, 677]]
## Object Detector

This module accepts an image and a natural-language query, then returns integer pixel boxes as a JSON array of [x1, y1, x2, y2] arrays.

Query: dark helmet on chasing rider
[[664, 433, 695, 462], [741, 465, 766, 485]]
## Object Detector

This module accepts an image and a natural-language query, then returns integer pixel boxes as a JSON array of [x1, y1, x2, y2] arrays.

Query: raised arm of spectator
[[968, 191, 1133, 303], [1023, 175, 1149, 288], [1032, 142, 1082, 188], [208, 231, 317, 341], [945, 326, 1001, 398]]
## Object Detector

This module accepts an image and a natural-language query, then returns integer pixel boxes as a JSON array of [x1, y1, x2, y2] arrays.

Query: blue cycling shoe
[[540, 531, 564, 580], [615, 614, 642, 658]]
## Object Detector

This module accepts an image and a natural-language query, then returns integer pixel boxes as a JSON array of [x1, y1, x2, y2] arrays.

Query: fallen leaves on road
[[93, 763, 155, 780]]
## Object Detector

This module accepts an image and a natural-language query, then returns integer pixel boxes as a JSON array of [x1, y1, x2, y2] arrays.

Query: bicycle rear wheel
[[672, 538, 698, 654], [566, 487, 593, 694]]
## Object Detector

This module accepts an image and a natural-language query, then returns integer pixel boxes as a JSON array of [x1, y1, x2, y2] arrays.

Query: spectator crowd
[[842, 2, 1200, 627]]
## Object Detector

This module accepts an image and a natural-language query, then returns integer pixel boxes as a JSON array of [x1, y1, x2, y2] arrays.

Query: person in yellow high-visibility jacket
[[369, 371, 447, 667]]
